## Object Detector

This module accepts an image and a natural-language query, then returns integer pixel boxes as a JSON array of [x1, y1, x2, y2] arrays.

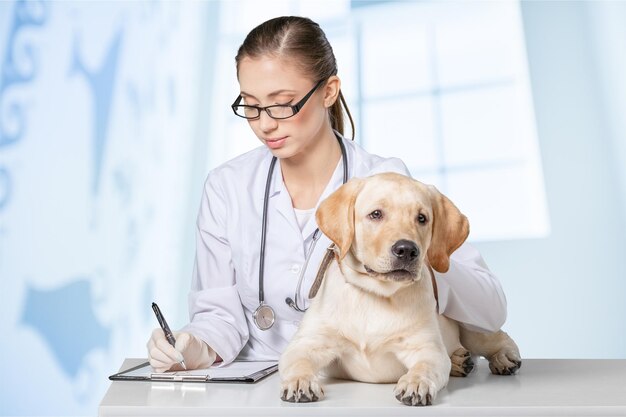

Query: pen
[[152, 302, 186, 370]]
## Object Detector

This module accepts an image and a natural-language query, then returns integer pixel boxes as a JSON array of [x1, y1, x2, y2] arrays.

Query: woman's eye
[[369, 210, 383, 220], [417, 214, 427, 224]]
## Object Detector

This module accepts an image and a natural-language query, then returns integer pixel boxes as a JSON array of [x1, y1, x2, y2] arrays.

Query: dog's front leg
[[279, 333, 338, 403], [394, 342, 451, 406]]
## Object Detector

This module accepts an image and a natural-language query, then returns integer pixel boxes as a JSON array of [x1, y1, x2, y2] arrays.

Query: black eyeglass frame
[[231, 79, 325, 120]]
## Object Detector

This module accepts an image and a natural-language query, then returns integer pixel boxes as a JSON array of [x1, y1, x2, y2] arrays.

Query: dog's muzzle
[[363, 240, 421, 281]]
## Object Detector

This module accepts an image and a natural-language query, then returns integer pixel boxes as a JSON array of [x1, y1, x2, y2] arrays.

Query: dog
[[279, 172, 521, 406]]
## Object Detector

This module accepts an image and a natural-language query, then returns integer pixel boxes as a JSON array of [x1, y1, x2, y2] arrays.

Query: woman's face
[[237, 55, 332, 160]]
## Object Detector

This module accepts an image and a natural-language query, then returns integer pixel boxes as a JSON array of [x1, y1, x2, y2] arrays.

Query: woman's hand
[[147, 329, 217, 372]]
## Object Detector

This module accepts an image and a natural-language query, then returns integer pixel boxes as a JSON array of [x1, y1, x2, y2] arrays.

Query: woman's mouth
[[265, 136, 287, 149]]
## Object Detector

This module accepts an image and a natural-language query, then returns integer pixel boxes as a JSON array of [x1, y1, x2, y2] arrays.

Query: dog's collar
[[308, 244, 336, 299], [425, 260, 440, 312]]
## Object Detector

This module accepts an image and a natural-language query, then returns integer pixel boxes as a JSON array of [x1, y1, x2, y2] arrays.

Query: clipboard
[[109, 360, 278, 383]]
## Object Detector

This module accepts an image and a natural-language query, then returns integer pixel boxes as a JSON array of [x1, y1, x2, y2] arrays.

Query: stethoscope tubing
[[258, 156, 278, 304], [255, 133, 348, 328]]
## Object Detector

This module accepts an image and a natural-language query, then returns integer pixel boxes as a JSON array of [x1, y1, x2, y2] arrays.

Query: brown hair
[[235, 16, 355, 139]]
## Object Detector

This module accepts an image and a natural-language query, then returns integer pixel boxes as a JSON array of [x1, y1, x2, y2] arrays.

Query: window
[[353, 1, 549, 241]]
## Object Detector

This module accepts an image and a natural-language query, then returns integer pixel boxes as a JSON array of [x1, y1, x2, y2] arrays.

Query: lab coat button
[[290, 264, 301, 274]]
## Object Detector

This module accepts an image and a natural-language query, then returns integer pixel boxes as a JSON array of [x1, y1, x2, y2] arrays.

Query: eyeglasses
[[231, 79, 325, 120]]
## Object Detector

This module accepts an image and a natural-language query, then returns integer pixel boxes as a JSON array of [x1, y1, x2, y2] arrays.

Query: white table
[[99, 358, 626, 416]]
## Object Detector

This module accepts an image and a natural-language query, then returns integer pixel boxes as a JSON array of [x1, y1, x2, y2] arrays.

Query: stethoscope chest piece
[[253, 303, 276, 330]]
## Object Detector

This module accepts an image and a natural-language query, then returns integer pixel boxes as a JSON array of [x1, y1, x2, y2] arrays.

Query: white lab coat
[[181, 134, 507, 365]]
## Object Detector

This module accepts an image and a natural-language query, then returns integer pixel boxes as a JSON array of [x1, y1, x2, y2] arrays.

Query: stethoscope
[[253, 133, 349, 330]]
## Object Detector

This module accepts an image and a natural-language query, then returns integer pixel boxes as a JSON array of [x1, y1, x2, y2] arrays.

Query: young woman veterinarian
[[147, 16, 507, 372]]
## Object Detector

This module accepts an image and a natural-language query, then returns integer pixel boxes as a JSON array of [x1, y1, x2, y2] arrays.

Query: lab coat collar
[[273, 169, 301, 238], [252, 152, 301, 239]]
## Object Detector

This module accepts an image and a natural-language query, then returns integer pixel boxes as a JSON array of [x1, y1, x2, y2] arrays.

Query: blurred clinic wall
[[481, 0, 626, 359], [0, 1, 625, 416], [0, 1, 218, 415]]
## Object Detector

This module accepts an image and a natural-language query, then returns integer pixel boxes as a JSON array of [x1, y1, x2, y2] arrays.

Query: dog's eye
[[369, 210, 383, 220], [417, 214, 428, 224]]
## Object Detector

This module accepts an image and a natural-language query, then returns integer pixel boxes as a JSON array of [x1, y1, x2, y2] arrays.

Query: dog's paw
[[489, 348, 522, 375], [280, 376, 324, 403], [393, 373, 438, 406], [450, 347, 475, 377]]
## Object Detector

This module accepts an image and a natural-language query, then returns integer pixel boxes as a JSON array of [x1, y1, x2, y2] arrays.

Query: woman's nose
[[258, 110, 278, 132]]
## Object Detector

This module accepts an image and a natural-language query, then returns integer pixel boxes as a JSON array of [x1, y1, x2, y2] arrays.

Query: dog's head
[[316, 172, 469, 294]]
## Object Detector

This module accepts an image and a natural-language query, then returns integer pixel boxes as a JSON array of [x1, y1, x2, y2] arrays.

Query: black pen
[[152, 302, 187, 370]]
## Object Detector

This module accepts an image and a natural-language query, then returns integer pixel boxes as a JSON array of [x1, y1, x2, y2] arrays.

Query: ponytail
[[330, 91, 355, 139]]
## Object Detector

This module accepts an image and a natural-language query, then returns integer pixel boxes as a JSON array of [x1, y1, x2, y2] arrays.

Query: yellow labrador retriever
[[279, 172, 521, 406]]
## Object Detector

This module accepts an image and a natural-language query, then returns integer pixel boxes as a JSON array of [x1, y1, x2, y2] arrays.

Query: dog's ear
[[316, 178, 364, 259], [426, 185, 470, 273]]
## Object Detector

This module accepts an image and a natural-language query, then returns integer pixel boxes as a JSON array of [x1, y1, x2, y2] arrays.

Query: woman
[[147, 16, 507, 372]]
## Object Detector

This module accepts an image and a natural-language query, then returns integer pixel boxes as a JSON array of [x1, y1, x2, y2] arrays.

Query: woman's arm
[[180, 171, 250, 364], [433, 243, 507, 333]]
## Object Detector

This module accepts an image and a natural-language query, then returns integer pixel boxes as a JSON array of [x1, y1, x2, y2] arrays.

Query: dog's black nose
[[391, 240, 419, 261]]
